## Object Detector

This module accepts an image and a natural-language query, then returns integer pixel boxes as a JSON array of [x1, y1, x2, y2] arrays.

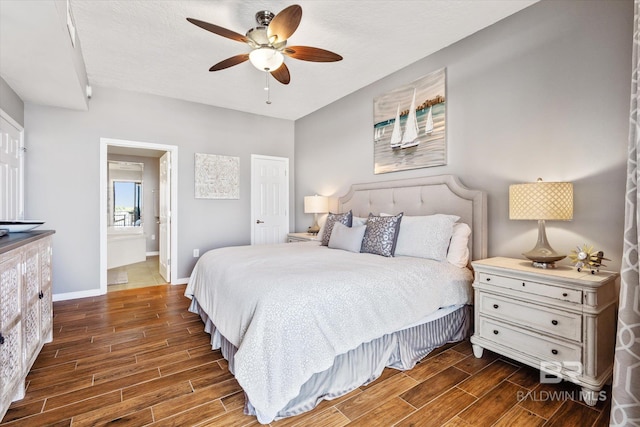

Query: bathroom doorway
[[99, 138, 178, 294]]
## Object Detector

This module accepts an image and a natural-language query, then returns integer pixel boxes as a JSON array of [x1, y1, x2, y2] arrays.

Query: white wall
[[294, 0, 632, 272], [25, 86, 294, 295]]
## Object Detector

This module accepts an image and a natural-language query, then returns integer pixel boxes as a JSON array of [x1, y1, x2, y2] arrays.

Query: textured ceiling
[[1, 1, 538, 121]]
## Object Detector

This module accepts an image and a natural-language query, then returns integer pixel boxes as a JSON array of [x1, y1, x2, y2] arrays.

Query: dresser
[[287, 232, 321, 243], [470, 257, 618, 405], [0, 231, 54, 420]]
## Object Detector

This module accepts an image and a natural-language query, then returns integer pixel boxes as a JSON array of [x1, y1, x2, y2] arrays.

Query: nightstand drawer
[[479, 317, 581, 363], [478, 272, 582, 304], [479, 293, 582, 342]]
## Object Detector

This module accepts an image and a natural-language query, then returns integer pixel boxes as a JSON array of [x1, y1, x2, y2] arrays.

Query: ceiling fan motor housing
[[246, 27, 286, 49], [255, 10, 275, 26]]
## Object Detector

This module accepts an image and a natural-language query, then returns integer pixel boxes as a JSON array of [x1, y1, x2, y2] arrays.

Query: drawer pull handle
[[0, 334, 4, 345], [551, 320, 558, 326], [486, 277, 491, 282], [562, 292, 568, 297], [522, 282, 526, 287], [493, 304, 499, 309], [493, 330, 499, 335], [551, 349, 558, 355]]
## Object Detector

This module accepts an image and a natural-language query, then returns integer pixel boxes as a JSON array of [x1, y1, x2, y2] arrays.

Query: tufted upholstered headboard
[[338, 175, 487, 261]]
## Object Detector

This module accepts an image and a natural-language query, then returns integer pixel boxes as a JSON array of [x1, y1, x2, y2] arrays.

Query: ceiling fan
[[186, 4, 343, 86]]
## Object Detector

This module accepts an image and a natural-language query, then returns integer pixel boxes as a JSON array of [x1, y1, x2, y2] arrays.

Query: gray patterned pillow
[[361, 213, 403, 257], [321, 211, 353, 246]]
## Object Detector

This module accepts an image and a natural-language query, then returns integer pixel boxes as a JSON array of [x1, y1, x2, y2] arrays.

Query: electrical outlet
[[151, 234, 156, 240], [193, 249, 199, 258]]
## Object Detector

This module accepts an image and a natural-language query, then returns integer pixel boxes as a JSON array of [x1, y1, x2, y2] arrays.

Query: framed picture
[[373, 68, 446, 174], [194, 153, 240, 199]]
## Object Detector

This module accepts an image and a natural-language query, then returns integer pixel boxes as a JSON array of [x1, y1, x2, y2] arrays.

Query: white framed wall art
[[194, 153, 240, 199]]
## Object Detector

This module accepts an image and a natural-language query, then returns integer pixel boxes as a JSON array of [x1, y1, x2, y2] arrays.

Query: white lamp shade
[[509, 180, 573, 221], [304, 195, 329, 214], [249, 47, 284, 71]]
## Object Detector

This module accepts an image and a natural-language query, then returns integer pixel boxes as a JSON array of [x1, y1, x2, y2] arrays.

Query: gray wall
[[25, 86, 294, 295], [295, 0, 632, 272], [0, 76, 24, 126]]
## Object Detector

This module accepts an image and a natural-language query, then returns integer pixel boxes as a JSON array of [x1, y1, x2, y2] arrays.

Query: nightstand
[[470, 257, 618, 406], [287, 232, 321, 243]]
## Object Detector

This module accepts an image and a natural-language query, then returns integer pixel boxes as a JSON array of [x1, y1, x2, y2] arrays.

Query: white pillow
[[447, 223, 471, 268], [352, 216, 368, 227], [328, 222, 367, 253], [394, 214, 460, 261]]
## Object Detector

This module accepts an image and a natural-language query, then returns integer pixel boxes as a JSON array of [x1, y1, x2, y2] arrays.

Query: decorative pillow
[[319, 214, 364, 242], [320, 211, 353, 246], [328, 222, 367, 253], [394, 214, 460, 261], [447, 223, 471, 268], [361, 213, 403, 257]]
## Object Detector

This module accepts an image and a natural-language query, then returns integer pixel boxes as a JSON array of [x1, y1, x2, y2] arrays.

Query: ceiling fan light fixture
[[249, 47, 284, 71]]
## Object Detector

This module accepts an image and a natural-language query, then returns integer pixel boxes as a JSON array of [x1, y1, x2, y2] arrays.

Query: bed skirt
[[189, 299, 471, 422]]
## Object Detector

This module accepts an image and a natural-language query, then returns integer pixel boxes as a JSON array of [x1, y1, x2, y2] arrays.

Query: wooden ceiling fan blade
[[267, 5, 302, 43], [187, 18, 249, 44], [209, 54, 250, 71], [284, 46, 343, 62], [271, 63, 291, 85]]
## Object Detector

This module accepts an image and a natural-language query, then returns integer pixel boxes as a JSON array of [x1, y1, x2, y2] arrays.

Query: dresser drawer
[[477, 272, 582, 304], [479, 293, 582, 342], [479, 317, 581, 363]]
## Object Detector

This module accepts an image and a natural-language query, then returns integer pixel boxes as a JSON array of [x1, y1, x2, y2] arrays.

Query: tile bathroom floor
[[108, 256, 167, 291]]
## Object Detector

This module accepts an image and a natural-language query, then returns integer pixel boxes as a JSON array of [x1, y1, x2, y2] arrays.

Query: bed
[[185, 175, 487, 424]]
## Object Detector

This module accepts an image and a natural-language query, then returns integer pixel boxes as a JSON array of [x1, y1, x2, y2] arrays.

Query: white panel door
[[0, 114, 23, 220], [159, 152, 171, 282], [251, 155, 289, 245]]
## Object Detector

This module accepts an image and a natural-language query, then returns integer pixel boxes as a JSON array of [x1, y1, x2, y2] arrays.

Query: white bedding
[[185, 241, 473, 424]]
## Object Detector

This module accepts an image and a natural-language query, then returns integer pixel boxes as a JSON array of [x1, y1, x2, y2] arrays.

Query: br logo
[[539, 361, 582, 383]]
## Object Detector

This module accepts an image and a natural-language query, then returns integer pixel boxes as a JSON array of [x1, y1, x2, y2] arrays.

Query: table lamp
[[509, 178, 573, 268], [304, 195, 328, 235]]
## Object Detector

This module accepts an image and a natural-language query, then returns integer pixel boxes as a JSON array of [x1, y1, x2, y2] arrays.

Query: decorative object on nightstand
[[287, 232, 321, 243], [568, 244, 610, 274], [470, 257, 618, 406], [304, 195, 328, 235], [509, 178, 573, 268]]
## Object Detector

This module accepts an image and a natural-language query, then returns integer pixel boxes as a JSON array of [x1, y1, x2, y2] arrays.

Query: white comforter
[[185, 242, 473, 423]]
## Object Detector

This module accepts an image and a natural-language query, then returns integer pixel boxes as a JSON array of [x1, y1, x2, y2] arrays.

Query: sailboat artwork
[[373, 68, 447, 174], [400, 89, 420, 149], [424, 107, 434, 134], [389, 106, 402, 149]]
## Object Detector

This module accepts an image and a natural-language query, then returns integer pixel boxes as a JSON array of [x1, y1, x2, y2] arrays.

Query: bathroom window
[[108, 161, 144, 227], [113, 181, 142, 226]]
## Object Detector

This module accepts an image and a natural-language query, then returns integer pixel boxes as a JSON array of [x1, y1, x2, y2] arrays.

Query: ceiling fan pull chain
[[265, 72, 272, 104]]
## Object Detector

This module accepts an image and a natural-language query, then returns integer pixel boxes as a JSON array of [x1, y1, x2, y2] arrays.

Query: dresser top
[[472, 256, 619, 286], [0, 230, 55, 255]]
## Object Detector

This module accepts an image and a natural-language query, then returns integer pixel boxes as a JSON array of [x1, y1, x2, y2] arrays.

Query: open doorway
[[99, 138, 178, 294]]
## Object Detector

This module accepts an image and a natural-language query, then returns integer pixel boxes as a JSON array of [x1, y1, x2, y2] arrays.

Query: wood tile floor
[[1, 284, 611, 426]]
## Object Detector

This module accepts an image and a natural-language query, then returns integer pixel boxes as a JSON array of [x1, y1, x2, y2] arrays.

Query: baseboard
[[53, 288, 103, 302], [146, 251, 159, 256], [53, 278, 188, 300]]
